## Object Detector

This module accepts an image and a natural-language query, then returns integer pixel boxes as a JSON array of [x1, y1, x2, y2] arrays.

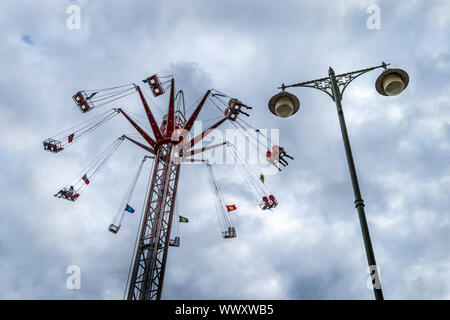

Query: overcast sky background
[[0, 0, 449, 299]]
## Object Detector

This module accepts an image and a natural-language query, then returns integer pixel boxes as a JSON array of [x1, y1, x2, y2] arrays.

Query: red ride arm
[[166, 79, 176, 138], [117, 108, 156, 147], [122, 135, 156, 155], [136, 86, 164, 141]]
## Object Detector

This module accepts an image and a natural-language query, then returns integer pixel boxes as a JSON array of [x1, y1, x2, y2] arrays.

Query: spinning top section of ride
[[44, 73, 293, 300]]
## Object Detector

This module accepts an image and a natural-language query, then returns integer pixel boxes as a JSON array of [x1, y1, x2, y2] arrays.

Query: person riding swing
[[272, 145, 294, 166], [65, 186, 75, 198], [227, 98, 252, 117], [54, 186, 79, 201], [266, 150, 281, 171]]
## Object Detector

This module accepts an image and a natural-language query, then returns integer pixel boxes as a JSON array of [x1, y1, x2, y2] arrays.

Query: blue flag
[[124, 204, 135, 213], [86, 92, 98, 100]]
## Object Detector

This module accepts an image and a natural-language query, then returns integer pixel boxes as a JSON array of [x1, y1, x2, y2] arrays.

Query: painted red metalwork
[[128, 143, 180, 300], [122, 135, 156, 155], [117, 108, 156, 147], [126, 86, 231, 300], [156, 162, 181, 299], [136, 86, 164, 142], [165, 79, 176, 139], [184, 141, 227, 157]]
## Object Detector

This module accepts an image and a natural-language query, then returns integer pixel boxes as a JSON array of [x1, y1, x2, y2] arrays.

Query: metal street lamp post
[[268, 62, 409, 300]]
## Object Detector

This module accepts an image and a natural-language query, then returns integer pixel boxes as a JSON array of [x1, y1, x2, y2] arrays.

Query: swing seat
[[79, 101, 91, 113], [260, 196, 270, 210], [269, 195, 278, 209], [224, 108, 238, 121], [259, 202, 278, 210], [272, 145, 281, 155], [63, 193, 79, 202], [145, 75, 165, 97], [72, 91, 93, 113], [169, 236, 180, 247], [43, 139, 64, 153], [260, 202, 277, 210], [266, 151, 279, 162], [222, 227, 237, 239], [260, 202, 271, 210], [260, 196, 277, 210], [108, 224, 120, 234], [227, 98, 251, 119], [57, 191, 80, 202]]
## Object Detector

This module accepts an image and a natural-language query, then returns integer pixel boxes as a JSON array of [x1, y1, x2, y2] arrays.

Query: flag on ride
[[211, 93, 227, 98], [226, 205, 237, 212], [260, 173, 265, 183], [124, 204, 135, 213], [68, 133, 75, 143], [82, 174, 90, 185], [179, 215, 189, 223], [86, 92, 98, 100]]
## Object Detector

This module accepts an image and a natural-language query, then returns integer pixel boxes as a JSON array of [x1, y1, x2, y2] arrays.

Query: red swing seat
[[43, 139, 64, 153], [145, 74, 165, 97], [72, 91, 94, 113], [260, 195, 277, 210], [61, 192, 80, 202]]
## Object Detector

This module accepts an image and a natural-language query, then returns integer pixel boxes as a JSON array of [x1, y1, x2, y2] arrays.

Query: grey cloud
[[0, 0, 448, 300]]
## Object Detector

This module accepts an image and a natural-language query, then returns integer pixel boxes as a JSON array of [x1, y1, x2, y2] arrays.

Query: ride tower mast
[[125, 78, 228, 300]]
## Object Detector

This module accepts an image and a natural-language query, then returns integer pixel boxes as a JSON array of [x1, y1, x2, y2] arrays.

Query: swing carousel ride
[[43, 73, 293, 300]]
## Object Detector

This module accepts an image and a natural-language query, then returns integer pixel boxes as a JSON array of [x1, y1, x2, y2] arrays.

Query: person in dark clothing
[[54, 188, 67, 198], [272, 145, 294, 165]]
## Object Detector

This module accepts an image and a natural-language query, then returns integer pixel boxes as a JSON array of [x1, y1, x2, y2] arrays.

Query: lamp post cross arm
[[279, 62, 390, 101]]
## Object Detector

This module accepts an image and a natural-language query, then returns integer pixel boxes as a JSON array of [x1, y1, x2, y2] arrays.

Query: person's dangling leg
[[272, 161, 282, 171]]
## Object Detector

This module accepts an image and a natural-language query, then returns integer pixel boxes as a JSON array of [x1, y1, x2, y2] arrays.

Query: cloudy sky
[[0, 0, 449, 299]]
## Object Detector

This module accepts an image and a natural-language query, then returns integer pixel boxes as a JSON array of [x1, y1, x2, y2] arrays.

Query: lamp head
[[268, 91, 300, 118], [376, 68, 409, 96]]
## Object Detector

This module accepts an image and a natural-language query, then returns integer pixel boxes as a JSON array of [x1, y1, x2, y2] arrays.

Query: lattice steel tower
[[124, 78, 229, 300]]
